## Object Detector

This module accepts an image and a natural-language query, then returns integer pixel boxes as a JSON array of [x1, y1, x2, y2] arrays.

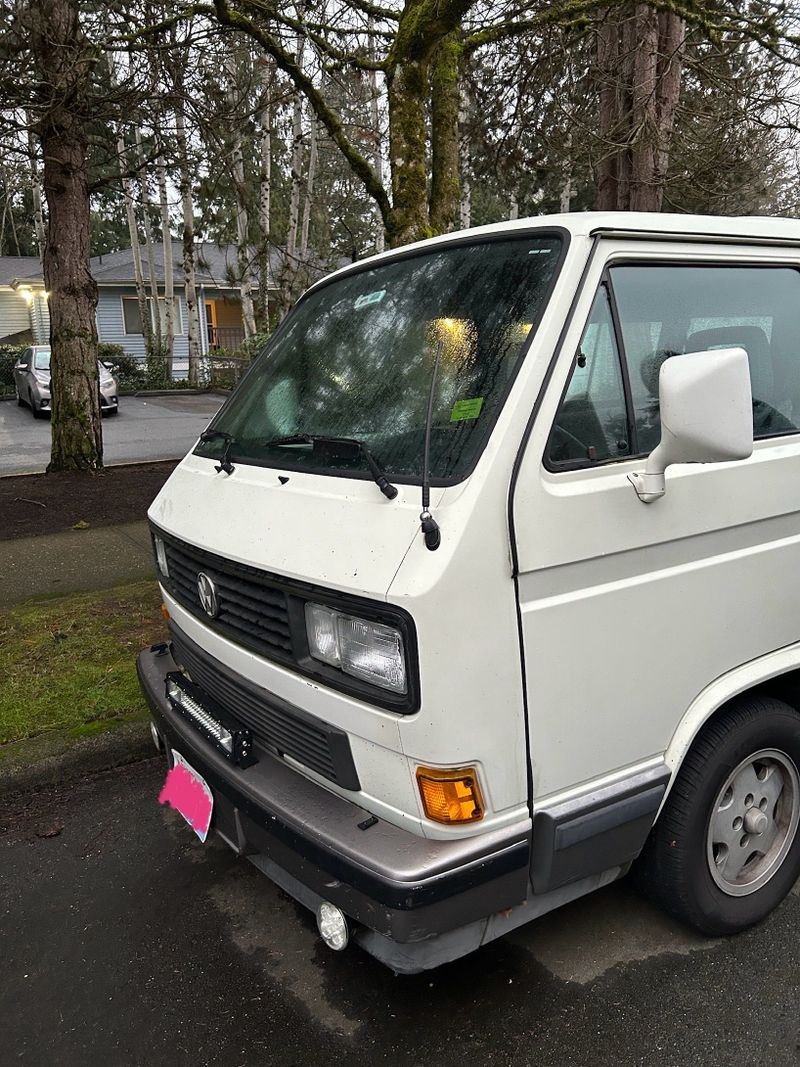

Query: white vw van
[[139, 213, 800, 972]]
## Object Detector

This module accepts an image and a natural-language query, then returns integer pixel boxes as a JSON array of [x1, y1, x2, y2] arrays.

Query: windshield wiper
[[199, 429, 236, 476], [265, 434, 398, 500]]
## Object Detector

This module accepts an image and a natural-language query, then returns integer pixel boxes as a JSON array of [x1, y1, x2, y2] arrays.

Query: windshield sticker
[[354, 289, 386, 310], [450, 397, 484, 422]]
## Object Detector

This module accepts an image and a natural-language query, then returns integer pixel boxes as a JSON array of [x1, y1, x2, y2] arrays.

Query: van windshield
[[195, 234, 563, 483], [34, 351, 51, 370]]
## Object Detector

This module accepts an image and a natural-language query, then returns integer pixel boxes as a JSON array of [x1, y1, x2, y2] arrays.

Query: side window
[[610, 265, 800, 452], [547, 286, 629, 465]]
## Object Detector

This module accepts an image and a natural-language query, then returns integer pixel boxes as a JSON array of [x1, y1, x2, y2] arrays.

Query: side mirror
[[628, 347, 753, 503], [17, 363, 28, 370]]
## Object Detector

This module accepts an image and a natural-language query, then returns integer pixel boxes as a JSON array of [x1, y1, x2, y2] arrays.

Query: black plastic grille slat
[[171, 629, 345, 783], [163, 539, 292, 658]]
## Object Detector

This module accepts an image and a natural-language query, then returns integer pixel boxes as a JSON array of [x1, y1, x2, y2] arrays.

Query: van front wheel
[[635, 696, 800, 935]]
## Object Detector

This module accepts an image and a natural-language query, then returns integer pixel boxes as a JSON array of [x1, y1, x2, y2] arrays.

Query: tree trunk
[[429, 31, 461, 235], [281, 60, 305, 314], [225, 52, 258, 338], [26, 125, 46, 261], [256, 59, 272, 330], [386, 57, 430, 246], [115, 128, 153, 354], [135, 127, 165, 381], [1, 165, 22, 255], [30, 0, 101, 472], [594, 4, 686, 211], [232, 129, 258, 338], [368, 16, 385, 254], [458, 85, 471, 230], [175, 103, 202, 386], [560, 133, 573, 212], [157, 160, 175, 375], [299, 119, 317, 264]]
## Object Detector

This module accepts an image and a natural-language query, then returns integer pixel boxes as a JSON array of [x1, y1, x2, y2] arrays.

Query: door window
[[548, 263, 800, 467], [610, 265, 800, 452], [547, 286, 630, 464]]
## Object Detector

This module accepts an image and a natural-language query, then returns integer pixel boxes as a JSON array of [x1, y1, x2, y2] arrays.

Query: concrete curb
[[127, 388, 229, 398], [0, 721, 157, 804]]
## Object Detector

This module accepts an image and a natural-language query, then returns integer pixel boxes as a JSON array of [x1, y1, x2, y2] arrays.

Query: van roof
[[312, 212, 800, 295]]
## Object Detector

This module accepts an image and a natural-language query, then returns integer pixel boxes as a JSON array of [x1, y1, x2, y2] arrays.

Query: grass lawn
[[0, 581, 166, 745]]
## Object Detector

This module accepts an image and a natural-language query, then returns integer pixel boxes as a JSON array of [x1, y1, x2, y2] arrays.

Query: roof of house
[[0, 256, 42, 287], [90, 241, 285, 289], [0, 242, 295, 290]]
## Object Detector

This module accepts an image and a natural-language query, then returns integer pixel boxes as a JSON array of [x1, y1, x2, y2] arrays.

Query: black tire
[[635, 695, 800, 936], [16, 390, 24, 406], [30, 392, 43, 419]]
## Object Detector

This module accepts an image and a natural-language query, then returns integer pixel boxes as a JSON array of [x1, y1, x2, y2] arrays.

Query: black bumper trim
[[531, 764, 670, 893], [137, 645, 531, 939]]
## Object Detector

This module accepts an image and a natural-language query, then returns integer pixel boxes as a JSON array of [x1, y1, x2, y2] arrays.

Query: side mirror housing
[[16, 363, 28, 370], [629, 346, 753, 503]]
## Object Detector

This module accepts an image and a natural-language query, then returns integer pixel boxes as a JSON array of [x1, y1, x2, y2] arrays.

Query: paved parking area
[[2, 760, 799, 1066], [0, 393, 224, 475]]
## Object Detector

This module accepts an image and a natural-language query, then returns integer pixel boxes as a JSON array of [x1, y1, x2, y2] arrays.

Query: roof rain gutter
[[588, 225, 800, 249]]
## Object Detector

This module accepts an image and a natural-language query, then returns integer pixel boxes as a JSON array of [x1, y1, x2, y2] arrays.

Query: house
[[0, 256, 48, 345], [0, 242, 286, 365]]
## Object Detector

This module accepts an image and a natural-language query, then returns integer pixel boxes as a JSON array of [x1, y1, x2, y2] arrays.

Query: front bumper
[[137, 644, 531, 965]]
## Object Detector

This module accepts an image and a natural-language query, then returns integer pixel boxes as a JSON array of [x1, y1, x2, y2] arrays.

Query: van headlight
[[153, 535, 170, 578], [304, 602, 407, 695]]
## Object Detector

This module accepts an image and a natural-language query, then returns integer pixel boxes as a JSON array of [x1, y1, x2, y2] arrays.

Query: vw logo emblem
[[196, 572, 219, 618]]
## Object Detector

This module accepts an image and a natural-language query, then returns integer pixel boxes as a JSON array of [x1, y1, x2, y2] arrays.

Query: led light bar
[[164, 672, 256, 767]]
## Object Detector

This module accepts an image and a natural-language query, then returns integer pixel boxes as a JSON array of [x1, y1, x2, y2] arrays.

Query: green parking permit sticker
[[354, 289, 386, 310], [450, 397, 484, 422]]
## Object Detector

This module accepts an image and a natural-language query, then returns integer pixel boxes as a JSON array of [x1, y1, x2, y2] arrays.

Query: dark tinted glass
[[195, 236, 562, 481]]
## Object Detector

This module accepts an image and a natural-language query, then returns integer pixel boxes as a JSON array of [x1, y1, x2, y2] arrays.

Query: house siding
[[96, 285, 191, 372], [0, 289, 34, 341], [31, 293, 50, 343]]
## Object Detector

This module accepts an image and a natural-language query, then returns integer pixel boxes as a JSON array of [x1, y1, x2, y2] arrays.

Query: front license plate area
[[159, 750, 214, 842]]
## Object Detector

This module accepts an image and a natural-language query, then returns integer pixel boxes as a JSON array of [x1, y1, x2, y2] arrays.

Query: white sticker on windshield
[[354, 289, 386, 310]]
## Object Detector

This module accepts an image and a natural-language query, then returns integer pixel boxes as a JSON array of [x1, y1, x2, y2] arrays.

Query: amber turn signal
[[161, 603, 170, 622], [416, 766, 484, 825]]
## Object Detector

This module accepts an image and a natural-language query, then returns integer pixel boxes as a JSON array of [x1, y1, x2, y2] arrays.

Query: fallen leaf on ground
[[36, 822, 64, 839]]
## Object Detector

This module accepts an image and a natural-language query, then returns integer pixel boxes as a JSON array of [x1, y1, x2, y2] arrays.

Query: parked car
[[13, 345, 119, 418], [138, 211, 800, 973]]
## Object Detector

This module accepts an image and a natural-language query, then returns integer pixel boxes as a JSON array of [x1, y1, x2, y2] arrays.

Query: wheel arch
[[662, 644, 800, 805]]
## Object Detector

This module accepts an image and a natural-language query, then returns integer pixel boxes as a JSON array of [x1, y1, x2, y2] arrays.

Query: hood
[[148, 453, 441, 600]]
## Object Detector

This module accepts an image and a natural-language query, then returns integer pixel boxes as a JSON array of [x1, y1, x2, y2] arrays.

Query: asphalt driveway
[[0, 393, 224, 475], [2, 760, 798, 1066]]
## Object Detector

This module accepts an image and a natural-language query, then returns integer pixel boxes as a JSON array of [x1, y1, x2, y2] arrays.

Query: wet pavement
[[0, 393, 223, 476], [2, 760, 799, 1066]]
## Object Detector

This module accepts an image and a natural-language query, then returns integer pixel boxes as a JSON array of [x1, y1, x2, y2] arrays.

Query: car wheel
[[16, 389, 24, 406], [635, 695, 800, 935], [30, 392, 43, 418]]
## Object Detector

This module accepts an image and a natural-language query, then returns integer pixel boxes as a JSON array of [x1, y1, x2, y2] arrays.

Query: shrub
[[102, 349, 147, 392], [0, 343, 28, 396]]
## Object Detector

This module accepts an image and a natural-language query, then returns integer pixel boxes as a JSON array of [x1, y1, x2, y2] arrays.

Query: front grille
[[171, 625, 360, 791], [162, 537, 293, 660]]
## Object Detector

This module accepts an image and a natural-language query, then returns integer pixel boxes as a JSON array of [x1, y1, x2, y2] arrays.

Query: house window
[[122, 297, 183, 336]]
